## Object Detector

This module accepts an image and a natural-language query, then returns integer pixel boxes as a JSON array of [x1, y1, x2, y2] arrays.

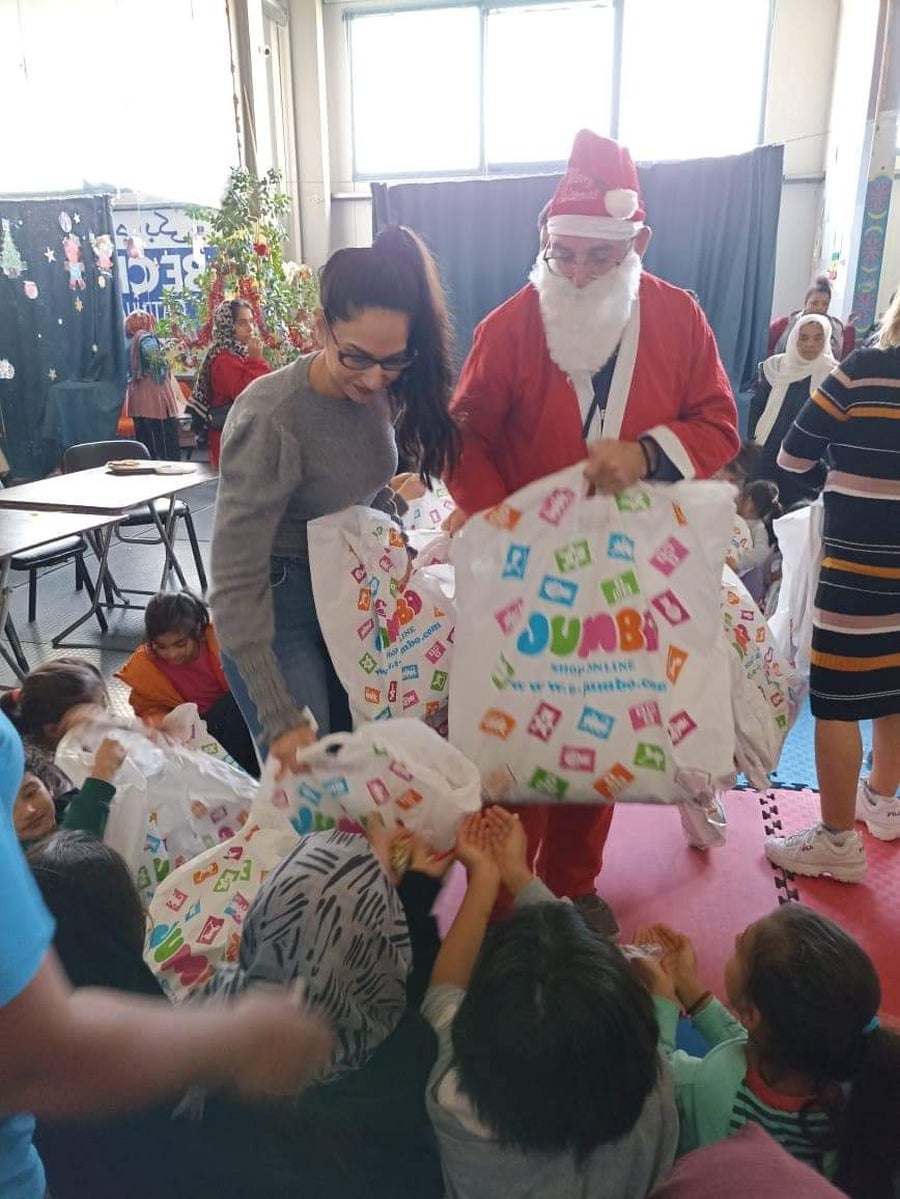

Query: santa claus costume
[[447, 129, 739, 931]]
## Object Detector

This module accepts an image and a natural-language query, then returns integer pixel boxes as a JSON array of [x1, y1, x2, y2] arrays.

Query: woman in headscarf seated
[[748, 313, 837, 508], [202, 822, 447, 1198], [768, 276, 854, 360]]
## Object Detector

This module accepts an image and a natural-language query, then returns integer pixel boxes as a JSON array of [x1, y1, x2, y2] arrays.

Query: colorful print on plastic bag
[[401, 480, 456, 532], [722, 566, 805, 789], [309, 506, 455, 726], [449, 466, 737, 805]]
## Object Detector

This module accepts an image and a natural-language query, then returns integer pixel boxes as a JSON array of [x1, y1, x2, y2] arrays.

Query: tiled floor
[[2, 479, 216, 715]]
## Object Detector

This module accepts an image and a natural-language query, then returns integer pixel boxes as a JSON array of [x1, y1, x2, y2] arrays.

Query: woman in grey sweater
[[210, 227, 458, 774]]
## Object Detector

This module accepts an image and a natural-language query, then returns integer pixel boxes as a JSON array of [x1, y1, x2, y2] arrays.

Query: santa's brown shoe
[[572, 893, 620, 938]]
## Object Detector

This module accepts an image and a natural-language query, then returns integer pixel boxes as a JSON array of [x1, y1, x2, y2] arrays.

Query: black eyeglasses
[[543, 238, 635, 279], [323, 314, 417, 373]]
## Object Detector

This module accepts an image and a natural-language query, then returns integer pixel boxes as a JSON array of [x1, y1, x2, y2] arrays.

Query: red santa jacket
[[446, 272, 739, 514]]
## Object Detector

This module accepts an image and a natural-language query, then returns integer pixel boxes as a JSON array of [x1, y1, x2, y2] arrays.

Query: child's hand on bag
[[483, 806, 533, 896], [455, 812, 499, 887], [441, 508, 468, 537], [391, 472, 427, 503], [91, 737, 126, 783], [269, 722, 317, 780]]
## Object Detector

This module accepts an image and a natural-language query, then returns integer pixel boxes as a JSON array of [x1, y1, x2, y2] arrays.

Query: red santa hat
[[546, 129, 645, 242]]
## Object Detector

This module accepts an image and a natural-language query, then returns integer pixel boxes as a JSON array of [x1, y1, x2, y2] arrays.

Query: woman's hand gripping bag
[[283, 719, 481, 852], [56, 721, 257, 905], [449, 466, 737, 804], [145, 759, 300, 1000], [722, 567, 806, 789], [309, 506, 455, 727]]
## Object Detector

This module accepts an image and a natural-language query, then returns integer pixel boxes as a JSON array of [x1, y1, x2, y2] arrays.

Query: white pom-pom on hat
[[604, 188, 639, 220]]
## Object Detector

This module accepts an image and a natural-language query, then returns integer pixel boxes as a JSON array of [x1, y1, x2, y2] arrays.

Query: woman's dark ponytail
[[0, 689, 22, 727]]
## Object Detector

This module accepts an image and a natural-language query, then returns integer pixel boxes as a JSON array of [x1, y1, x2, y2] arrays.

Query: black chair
[[2, 614, 29, 676], [62, 439, 207, 591], [1, 480, 106, 628]]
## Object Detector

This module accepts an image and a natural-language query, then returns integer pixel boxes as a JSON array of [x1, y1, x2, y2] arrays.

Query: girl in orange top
[[116, 591, 259, 777]]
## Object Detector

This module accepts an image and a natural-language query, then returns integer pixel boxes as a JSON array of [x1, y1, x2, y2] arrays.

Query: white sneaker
[[856, 777, 900, 841], [764, 823, 867, 883], [679, 796, 727, 850]]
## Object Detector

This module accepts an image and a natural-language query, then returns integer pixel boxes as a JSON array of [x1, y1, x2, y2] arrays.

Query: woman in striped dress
[[764, 298, 900, 883]]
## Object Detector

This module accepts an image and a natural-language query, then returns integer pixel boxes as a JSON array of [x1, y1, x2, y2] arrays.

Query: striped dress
[[778, 345, 900, 720]]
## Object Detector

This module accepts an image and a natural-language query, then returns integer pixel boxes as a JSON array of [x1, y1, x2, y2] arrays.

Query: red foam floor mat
[[433, 791, 898, 1026], [764, 788, 900, 1026], [435, 792, 784, 1005]]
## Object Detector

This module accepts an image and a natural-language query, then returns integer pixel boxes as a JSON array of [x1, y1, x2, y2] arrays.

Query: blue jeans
[[222, 555, 351, 749]]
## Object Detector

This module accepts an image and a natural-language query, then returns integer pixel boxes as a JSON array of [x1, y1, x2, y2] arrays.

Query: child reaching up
[[423, 809, 677, 1199], [14, 740, 125, 845], [634, 908, 900, 1199], [116, 591, 259, 777]]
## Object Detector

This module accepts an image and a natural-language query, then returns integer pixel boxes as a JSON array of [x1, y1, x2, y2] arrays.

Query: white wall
[[765, 0, 841, 316]]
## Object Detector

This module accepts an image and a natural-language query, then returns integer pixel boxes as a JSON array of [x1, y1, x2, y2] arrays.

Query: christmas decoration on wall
[[127, 234, 144, 259], [44, 246, 56, 263], [58, 211, 73, 233], [89, 231, 115, 287], [62, 233, 86, 290], [157, 167, 318, 371], [23, 280, 38, 299], [0, 359, 15, 380], [1, 218, 27, 277]]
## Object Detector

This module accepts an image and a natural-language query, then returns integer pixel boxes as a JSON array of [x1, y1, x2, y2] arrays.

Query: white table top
[[0, 464, 217, 515], [0, 509, 117, 560]]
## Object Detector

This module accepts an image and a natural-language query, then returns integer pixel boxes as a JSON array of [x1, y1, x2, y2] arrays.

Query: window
[[618, 0, 770, 160], [346, 0, 771, 179], [349, 7, 482, 176], [484, 4, 614, 166], [0, 0, 239, 203]]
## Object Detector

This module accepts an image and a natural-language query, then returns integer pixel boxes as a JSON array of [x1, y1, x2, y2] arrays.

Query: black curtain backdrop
[[372, 145, 784, 399], [0, 194, 126, 479]]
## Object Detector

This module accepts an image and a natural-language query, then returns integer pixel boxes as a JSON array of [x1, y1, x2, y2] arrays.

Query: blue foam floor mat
[[747, 699, 873, 792]]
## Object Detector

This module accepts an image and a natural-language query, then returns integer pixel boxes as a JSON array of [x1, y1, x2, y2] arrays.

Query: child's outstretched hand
[[627, 948, 679, 1004], [91, 737, 126, 784], [483, 806, 532, 896], [635, 924, 705, 1009], [455, 813, 499, 887]]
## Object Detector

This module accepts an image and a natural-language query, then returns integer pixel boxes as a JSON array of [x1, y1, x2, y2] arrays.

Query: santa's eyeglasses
[[323, 313, 417, 373], [543, 238, 635, 279]]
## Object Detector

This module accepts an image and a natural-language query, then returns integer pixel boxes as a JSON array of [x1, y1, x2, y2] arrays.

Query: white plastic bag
[[401, 480, 456, 532], [56, 720, 257, 905], [284, 719, 481, 852], [768, 500, 823, 676], [722, 567, 806, 789], [449, 466, 737, 804], [309, 505, 455, 726], [146, 759, 299, 1000]]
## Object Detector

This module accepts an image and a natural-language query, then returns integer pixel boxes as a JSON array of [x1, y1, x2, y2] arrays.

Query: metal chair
[[62, 439, 207, 591], [0, 480, 106, 629]]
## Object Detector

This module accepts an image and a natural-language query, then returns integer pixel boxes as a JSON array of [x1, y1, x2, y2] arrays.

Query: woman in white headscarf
[[748, 313, 837, 508]]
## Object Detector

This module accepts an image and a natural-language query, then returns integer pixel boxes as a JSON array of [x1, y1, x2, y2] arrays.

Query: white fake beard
[[530, 248, 642, 375]]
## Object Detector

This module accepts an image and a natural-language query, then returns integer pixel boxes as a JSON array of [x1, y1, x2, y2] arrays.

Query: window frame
[[343, 0, 773, 182]]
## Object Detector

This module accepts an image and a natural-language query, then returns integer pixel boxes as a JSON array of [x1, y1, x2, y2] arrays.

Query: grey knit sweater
[[210, 353, 399, 740]]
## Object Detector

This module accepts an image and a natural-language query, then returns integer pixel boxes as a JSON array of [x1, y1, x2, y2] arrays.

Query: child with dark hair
[[423, 809, 677, 1198], [635, 907, 900, 1199], [717, 440, 762, 486], [14, 742, 124, 845], [0, 658, 109, 749], [726, 479, 783, 578], [116, 590, 259, 777]]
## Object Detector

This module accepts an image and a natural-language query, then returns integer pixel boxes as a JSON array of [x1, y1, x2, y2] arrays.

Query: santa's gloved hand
[[583, 438, 648, 494]]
